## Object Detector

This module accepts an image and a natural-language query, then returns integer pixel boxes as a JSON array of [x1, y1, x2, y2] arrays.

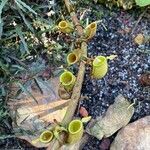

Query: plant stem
[[47, 0, 87, 149]]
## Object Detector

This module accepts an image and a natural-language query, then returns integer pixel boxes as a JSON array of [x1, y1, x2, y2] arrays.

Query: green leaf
[[0, 21, 3, 39], [135, 0, 150, 6], [0, 0, 8, 38], [1, 87, 6, 96], [17, 7, 34, 32], [0, 109, 8, 119], [0, 0, 8, 23], [0, 60, 10, 75], [11, 65, 26, 71], [15, 0, 37, 15], [0, 135, 15, 140], [15, 26, 30, 54], [15, 0, 27, 13]]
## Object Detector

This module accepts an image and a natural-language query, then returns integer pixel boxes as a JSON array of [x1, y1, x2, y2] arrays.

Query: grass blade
[[15, 26, 30, 54], [17, 7, 34, 32], [0, 0, 8, 23], [16, 0, 37, 15], [0, 0, 8, 38], [15, 0, 27, 13], [0, 21, 3, 39]]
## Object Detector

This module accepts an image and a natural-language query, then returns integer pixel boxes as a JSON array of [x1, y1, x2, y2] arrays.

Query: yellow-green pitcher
[[58, 20, 74, 34], [67, 49, 81, 65], [39, 130, 53, 143], [60, 71, 76, 92], [84, 22, 97, 39], [67, 119, 83, 144], [92, 56, 108, 79]]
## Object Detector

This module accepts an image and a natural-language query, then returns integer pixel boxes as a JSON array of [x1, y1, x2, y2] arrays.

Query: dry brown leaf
[[134, 33, 144, 45], [86, 94, 134, 140], [8, 77, 70, 148]]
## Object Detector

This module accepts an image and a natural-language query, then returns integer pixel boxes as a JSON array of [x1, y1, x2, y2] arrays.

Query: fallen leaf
[[58, 84, 71, 100], [134, 33, 144, 45], [8, 77, 70, 148], [79, 106, 89, 117], [86, 94, 134, 140], [139, 73, 150, 86]]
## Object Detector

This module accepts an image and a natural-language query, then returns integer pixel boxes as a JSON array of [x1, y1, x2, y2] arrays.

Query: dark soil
[[0, 4, 150, 150]]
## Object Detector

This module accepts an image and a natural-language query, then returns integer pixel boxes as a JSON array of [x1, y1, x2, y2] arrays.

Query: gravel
[[81, 6, 150, 150]]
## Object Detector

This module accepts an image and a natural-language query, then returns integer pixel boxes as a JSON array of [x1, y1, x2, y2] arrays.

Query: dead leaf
[[8, 77, 70, 148], [134, 33, 144, 45], [106, 55, 118, 60], [86, 94, 134, 140], [58, 84, 71, 100], [139, 73, 150, 86]]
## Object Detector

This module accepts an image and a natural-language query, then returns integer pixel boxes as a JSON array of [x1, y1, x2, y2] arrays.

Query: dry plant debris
[[8, 78, 69, 148], [139, 73, 150, 86], [79, 106, 89, 117], [134, 33, 145, 45]]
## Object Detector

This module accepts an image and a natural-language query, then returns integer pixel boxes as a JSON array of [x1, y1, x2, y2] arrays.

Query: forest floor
[[0, 4, 150, 150]]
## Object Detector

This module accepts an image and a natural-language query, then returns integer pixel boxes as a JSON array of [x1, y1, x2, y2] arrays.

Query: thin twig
[[131, 8, 148, 35]]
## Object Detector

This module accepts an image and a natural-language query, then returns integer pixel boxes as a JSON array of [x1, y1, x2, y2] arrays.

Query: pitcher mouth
[[59, 21, 67, 29], [90, 22, 96, 29], [93, 56, 106, 67], [60, 71, 74, 86], [40, 130, 53, 143], [67, 53, 77, 64], [68, 120, 82, 134]]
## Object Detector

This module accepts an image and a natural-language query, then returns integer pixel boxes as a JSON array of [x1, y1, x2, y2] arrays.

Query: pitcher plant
[[58, 20, 74, 34], [60, 71, 76, 92]]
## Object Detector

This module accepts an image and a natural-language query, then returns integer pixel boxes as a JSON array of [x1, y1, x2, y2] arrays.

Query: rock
[[79, 106, 89, 117], [86, 94, 134, 140], [110, 116, 150, 150]]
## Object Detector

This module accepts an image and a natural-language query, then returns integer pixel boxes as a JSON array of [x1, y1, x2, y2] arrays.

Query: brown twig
[[47, 0, 87, 149], [131, 7, 148, 35]]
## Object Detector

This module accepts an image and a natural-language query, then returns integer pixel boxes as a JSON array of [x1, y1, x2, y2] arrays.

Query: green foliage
[[0, 0, 68, 129], [0, 0, 65, 91], [135, 0, 150, 6]]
